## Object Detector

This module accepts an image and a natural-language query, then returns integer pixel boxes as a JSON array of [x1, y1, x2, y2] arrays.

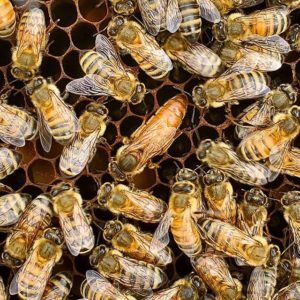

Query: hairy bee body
[[2, 194, 53, 267], [0, 0, 16, 38], [273, 281, 300, 300], [0, 148, 21, 180], [286, 24, 300, 52]]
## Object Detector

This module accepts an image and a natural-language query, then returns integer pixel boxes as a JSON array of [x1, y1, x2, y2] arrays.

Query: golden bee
[[237, 188, 269, 237], [0, 93, 38, 147], [11, 8, 47, 81], [97, 183, 167, 223], [0, 0, 16, 38], [9, 227, 63, 300], [0, 147, 21, 180], [163, 32, 223, 77], [2, 193, 53, 267], [286, 24, 300, 52], [0, 276, 6, 300], [89, 245, 168, 294], [151, 168, 203, 258], [107, 16, 173, 80], [235, 84, 297, 139], [273, 281, 300, 300], [59, 103, 108, 177], [103, 220, 173, 267], [109, 94, 187, 181], [51, 182, 95, 256], [109, 0, 137, 15], [247, 245, 281, 299], [0, 193, 31, 227], [203, 169, 236, 224], [41, 271, 73, 300], [66, 34, 146, 104], [26, 76, 79, 152], [150, 273, 207, 300], [198, 218, 272, 266], [191, 253, 243, 300], [196, 139, 271, 186]]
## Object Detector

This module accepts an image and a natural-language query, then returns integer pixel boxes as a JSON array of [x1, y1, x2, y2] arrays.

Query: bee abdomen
[[80, 51, 108, 77], [0, 148, 21, 180], [0, 0, 16, 38]]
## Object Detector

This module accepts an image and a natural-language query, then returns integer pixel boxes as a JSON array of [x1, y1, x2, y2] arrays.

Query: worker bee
[[109, 0, 137, 15], [51, 182, 95, 256], [26, 76, 79, 152], [150, 168, 203, 258], [109, 94, 187, 181], [150, 273, 207, 300], [0, 193, 31, 227], [237, 188, 269, 238], [0, 0, 16, 38], [0, 93, 37, 147], [9, 227, 64, 300], [2, 193, 53, 267], [66, 34, 146, 104], [235, 84, 297, 139], [163, 32, 223, 78], [107, 16, 173, 80], [203, 169, 236, 224], [41, 271, 73, 300], [89, 245, 168, 295], [198, 218, 272, 266], [103, 220, 173, 267], [0, 276, 6, 300], [247, 245, 281, 299], [97, 183, 167, 223], [196, 139, 271, 186], [286, 24, 300, 52], [0, 148, 22, 180], [191, 253, 243, 300], [59, 103, 108, 177], [273, 281, 300, 299], [11, 8, 47, 81]]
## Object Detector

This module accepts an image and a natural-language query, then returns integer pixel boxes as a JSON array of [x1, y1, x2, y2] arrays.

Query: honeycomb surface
[[0, 0, 299, 299]]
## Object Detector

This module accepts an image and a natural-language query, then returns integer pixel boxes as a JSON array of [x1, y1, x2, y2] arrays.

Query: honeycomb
[[0, 0, 299, 299]]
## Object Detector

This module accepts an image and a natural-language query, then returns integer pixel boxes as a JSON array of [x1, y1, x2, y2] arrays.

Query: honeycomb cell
[[0, 39, 12, 66], [168, 134, 192, 158], [36, 139, 63, 159], [18, 142, 36, 164], [204, 106, 227, 125], [6, 71, 24, 89], [79, 0, 108, 22], [158, 159, 183, 184], [270, 64, 293, 86], [71, 22, 97, 50], [138, 71, 163, 90], [267, 211, 288, 239], [169, 66, 191, 84], [132, 167, 157, 189], [103, 122, 117, 145], [129, 93, 154, 116], [181, 105, 200, 130], [76, 175, 98, 200], [192, 126, 219, 147], [93, 208, 114, 221], [121, 54, 139, 67], [48, 28, 71, 56], [1, 168, 26, 191], [222, 125, 240, 147], [157, 86, 180, 106], [175, 254, 193, 277], [51, 0, 78, 27], [106, 99, 127, 121], [62, 50, 85, 78], [40, 56, 61, 81], [28, 159, 55, 184], [152, 183, 170, 202], [120, 115, 143, 137], [89, 147, 109, 174], [6, 91, 26, 107], [21, 185, 43, 198], [75, 99, 92, 116], [184, 153, 199, 170]]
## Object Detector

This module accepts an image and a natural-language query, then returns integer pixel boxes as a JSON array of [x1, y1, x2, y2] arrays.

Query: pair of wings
[[277, 147, 300, 176], [59, 201, 94, 256], [0, 148, 19, 174], [138, 0, 220, 36]]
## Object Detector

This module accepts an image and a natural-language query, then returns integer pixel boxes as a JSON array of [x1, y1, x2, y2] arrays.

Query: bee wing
[[166, 0, 182, 33], [247, 266, 266, 299], [149, 286, 180, 299], [36, 107, 52, 153], [0, 194, 23, 226], [197, 0, 221, 23], [150, 210, 172, 254]]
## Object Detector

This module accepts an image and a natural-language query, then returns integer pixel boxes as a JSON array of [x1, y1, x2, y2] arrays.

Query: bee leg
[[62, 91, 69, 102], [97, 137, 111, 150], [148, 162, 160, 169], [0, 183, 13, 192]]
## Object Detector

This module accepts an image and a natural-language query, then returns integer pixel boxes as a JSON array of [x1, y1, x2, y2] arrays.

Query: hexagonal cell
[[0, 39, 12, 66], [132, 167, 156, 189], [51, 0, 78, 27], [6, 91, 26, 107], [79, 0, 108, 22], [28, 159, 55, 184], [204, 106, 227, 125], [1, 168, 26, 191], [120, 115, 143, 137], [40, 56, 61, 81], [169, 66, 191, 84], [89, 147, 109, 174], [106, 99, 127, 121], [152, 183, 170, 202], [157, 86, 180, 106], [158, 159, 183, 184], [76, 175, 98, 200], [103, 122, 117, 145], [168, 134, 191, 158], [36, 139, 63, 159], [192, 126, 219, 147], [129, 93, 154, 116], [62, 50, 85, 78], [181, 105, 200, 130], [48, 28, 70, 56], [21, 185, 43, 198], [71, 22, 97, 50], [175, 254, 193, 277], [18, 142, 36, 164]]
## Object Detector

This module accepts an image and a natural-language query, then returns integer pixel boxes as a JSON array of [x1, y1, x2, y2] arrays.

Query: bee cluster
[[0, 0, 300, 299]]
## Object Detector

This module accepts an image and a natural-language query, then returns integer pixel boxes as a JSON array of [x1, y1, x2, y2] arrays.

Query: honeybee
[[286, 24, 300, 52], [103, 220, 173, 267], [26, 76, 79, 152], [0, 193, 31, 227], [51, 182, 95, 256], [0, 0, 16, 38], [107, 16, 173, 80], [203, 169, 236, 224], [81, 270, 136, 300], [289, 257, 300, 283], [150, 168, 203, 258], [273, 281, 300, 299], [66, 34, 146, 104], [0, 147, 21, 180], [0, 276, 6, 300], [41, 271, 73, 300], [9, 227, 64, 300], [97, 183, 167, 223], [268, 0, 300, 9], [149, 273, 207, 300], [196, 139, 271, 186], [236, 188, 269, 237], [59, 103, 108, 177], [109, 94, 187, 181], [191, 253, 243, 300], [198, 218, 272, 266], [2, 193, 53, 267], [235, 84, 297, 139], [109, 0, 137, 15], [192, 64, 270, 108], [89, 245, 168, 294], [11, 8, 47, 81], [247, 245, 281, 299], [163, 32, 223, 78], [211, 0, 263, 15]]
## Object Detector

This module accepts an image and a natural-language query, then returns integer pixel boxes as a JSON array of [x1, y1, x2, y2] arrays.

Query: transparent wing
[[247, 267, 266, 299], [0, 194, 23, 226], [166, 0, 182, 33], [197, 0, 221, 23], [37, 108, 52, 153]]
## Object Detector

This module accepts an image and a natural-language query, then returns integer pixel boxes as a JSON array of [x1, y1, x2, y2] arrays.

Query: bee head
[[281, 191, 300, 206], [1, 251, 23, 268], [107, 16, 125, 38], [26, 76, 45, 95], [108, 159, 127, 181], [87, 103, 109, 117], [290, 105, 300, 121], [131, 82, 146, 104], [43, 227, 64, 246], [172, 181, 195, 196], [266, 245, 281, 267], [204, 169, 225, 185], [97, 182, 114, 207], [192, 85, 207, 108], [213, 21, 227, 42], [89, 244, 108, 267], [51, 182, 73, 197], [176, 168, 199, 184], [286, 24, 300, 51], [103, 220, 123, 242], [11, 66, 35, 82], [272, 84, 297, 110], [245, 188, 269, 207], [196, 139, 213, 161], [114, 0, 136, 15], [189, 274, 207, 295]]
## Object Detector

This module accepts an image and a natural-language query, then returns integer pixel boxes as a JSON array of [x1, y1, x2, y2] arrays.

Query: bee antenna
[[173, 160, 181, 172], [173, 86, 192, 98], [194, 128, 201, 143], [268, 196, 281, 203], [194, 164, 206, 175], [131, 15, 144, 27], [281, 241, 295, 256], [95, 0, 106, 8]]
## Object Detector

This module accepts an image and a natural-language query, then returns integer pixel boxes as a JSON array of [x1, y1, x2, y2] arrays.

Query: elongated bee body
[[0, 0, 16, 38], [0, 148, 21, 180]]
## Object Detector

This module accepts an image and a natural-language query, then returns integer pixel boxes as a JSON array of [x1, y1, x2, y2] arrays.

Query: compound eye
[[99, 245, 107, 255], [87, 104, 95, 112], [13, 67, 19, 74]]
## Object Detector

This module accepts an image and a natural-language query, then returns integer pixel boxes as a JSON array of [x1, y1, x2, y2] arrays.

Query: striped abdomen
[[80, 51, 111, 77], [178, 0, 202, 43], [0, 148, 21, 180], [0, 0, 15, 37]]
